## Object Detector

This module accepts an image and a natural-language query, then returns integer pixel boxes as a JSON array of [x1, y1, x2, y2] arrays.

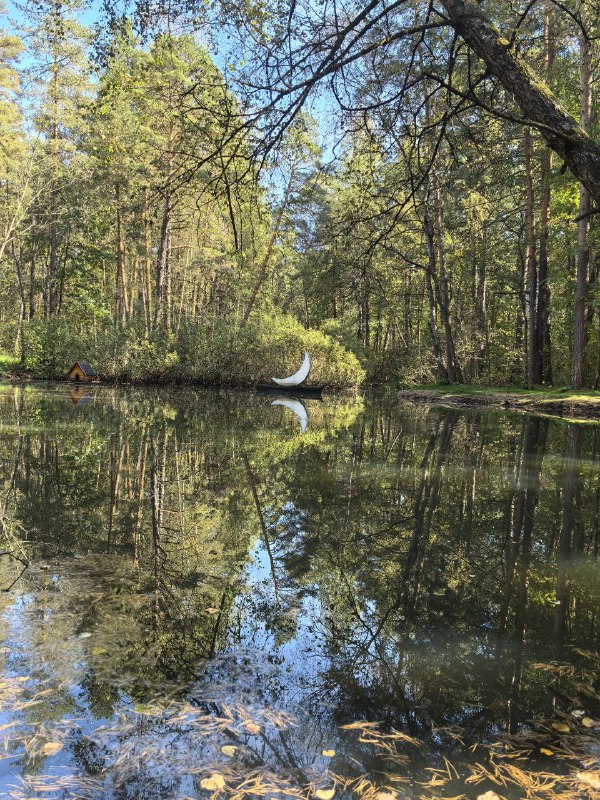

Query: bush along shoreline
[[17, 313, 365, 389]]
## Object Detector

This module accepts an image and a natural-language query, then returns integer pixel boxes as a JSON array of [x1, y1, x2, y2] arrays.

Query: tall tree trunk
[[154, 194, 172, 330], [11, 242, 26, 364], [115, 182, 126, 327], [29, 241, 36, 320], [48, 0, 61, 318], [432, 174, 463, 383], [423, 213, 446, 380], [154, 79, 175, 331], [524, 129, 540, 385], [572, 30, 593, 389], [143, 186, 153, 332], [537, 6, 554, 384]]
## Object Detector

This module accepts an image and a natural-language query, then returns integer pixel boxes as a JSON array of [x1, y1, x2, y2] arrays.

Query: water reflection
[[0, 385, 598, 797], [271, 397, 309, 432]]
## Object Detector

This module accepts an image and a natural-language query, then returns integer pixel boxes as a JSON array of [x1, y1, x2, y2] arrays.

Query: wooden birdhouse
[[67, 361, 97, 382]]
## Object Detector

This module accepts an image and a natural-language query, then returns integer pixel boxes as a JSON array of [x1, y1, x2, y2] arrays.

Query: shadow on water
[[0, 384, 598, 798]]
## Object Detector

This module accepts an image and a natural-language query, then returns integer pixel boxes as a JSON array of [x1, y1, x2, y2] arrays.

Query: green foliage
[[1, 2, 600, 390], [22, 312, 365, 386]]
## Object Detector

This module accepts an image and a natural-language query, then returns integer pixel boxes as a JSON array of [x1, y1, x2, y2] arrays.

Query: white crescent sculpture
[[272, 351, 311, 387], [272, 398, 309, 432]]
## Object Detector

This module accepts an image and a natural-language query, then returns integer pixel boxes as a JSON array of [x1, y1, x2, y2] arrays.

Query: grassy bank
[[0, 353, 22, 380], [399, 383, 600, 420]]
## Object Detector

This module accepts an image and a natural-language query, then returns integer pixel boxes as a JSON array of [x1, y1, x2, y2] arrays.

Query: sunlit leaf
[[576, 771, 600, 790], [540, 748, 553, 756], [42, 742, 63, 756], [204, 607, 219, 615], [221, 745, 237, 757], [582, 716, 598, 728], [200, 773, 226, 791], [314, 788, 335, 800], [322, 749, 335, 757], [243, 721, 260, 734]]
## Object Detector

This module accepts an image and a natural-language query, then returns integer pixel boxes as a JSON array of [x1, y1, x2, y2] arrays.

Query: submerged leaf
[[221, 745, 237, 757], [551, 722, 570, 733]]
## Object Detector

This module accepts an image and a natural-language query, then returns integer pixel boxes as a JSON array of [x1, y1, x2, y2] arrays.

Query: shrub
[[22, 311, 365, 388]]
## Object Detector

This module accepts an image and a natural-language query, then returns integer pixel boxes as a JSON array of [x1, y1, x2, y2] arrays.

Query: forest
[[0, 0, 599, 389]]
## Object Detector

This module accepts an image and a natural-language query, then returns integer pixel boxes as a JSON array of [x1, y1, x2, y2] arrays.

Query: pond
[[0, 383, 598, 800]]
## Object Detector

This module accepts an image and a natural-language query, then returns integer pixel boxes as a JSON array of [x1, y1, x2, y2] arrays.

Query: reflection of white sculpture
[[272, 398, 309, 432], [272, 351, 311, 387]]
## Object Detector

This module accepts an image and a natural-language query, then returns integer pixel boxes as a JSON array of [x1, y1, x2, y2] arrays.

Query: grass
[[415, 383, 600, 403], [0, 352, 20, 378]]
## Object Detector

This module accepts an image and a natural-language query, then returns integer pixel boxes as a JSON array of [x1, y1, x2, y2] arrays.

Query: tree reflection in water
[[0, 385, 598, 798]]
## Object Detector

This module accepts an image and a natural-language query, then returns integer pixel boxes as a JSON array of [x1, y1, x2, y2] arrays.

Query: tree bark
[[440, 0, 600, 205]]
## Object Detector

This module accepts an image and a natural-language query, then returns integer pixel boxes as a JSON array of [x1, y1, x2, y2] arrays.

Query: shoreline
[[397, 387, 600, 421]]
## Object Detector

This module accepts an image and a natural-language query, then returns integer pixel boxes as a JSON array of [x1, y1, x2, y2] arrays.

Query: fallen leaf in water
[[374, 792, 397, 800], [78, 632, 92, 639], [91, 646, 107, 656], [551, 722, 570, 733], [477, 792, 504, 800], [244, 722, 260, 734], [571, 709, 585, 718], [322, 749, 335, 757], [540, 748, 553, 756], [42, 742, 63, 756], [221, 745, 236, 757], [314, 788, 335, 800], [205, 607, 219, 615], [576, 771, 600, 790], [582, 717, 598, 728], [340, 721, 378, 730], [200, 773, 226, 791]]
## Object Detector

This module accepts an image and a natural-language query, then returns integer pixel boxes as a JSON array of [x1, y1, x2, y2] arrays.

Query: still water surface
[[0, 384, 598, 798]]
